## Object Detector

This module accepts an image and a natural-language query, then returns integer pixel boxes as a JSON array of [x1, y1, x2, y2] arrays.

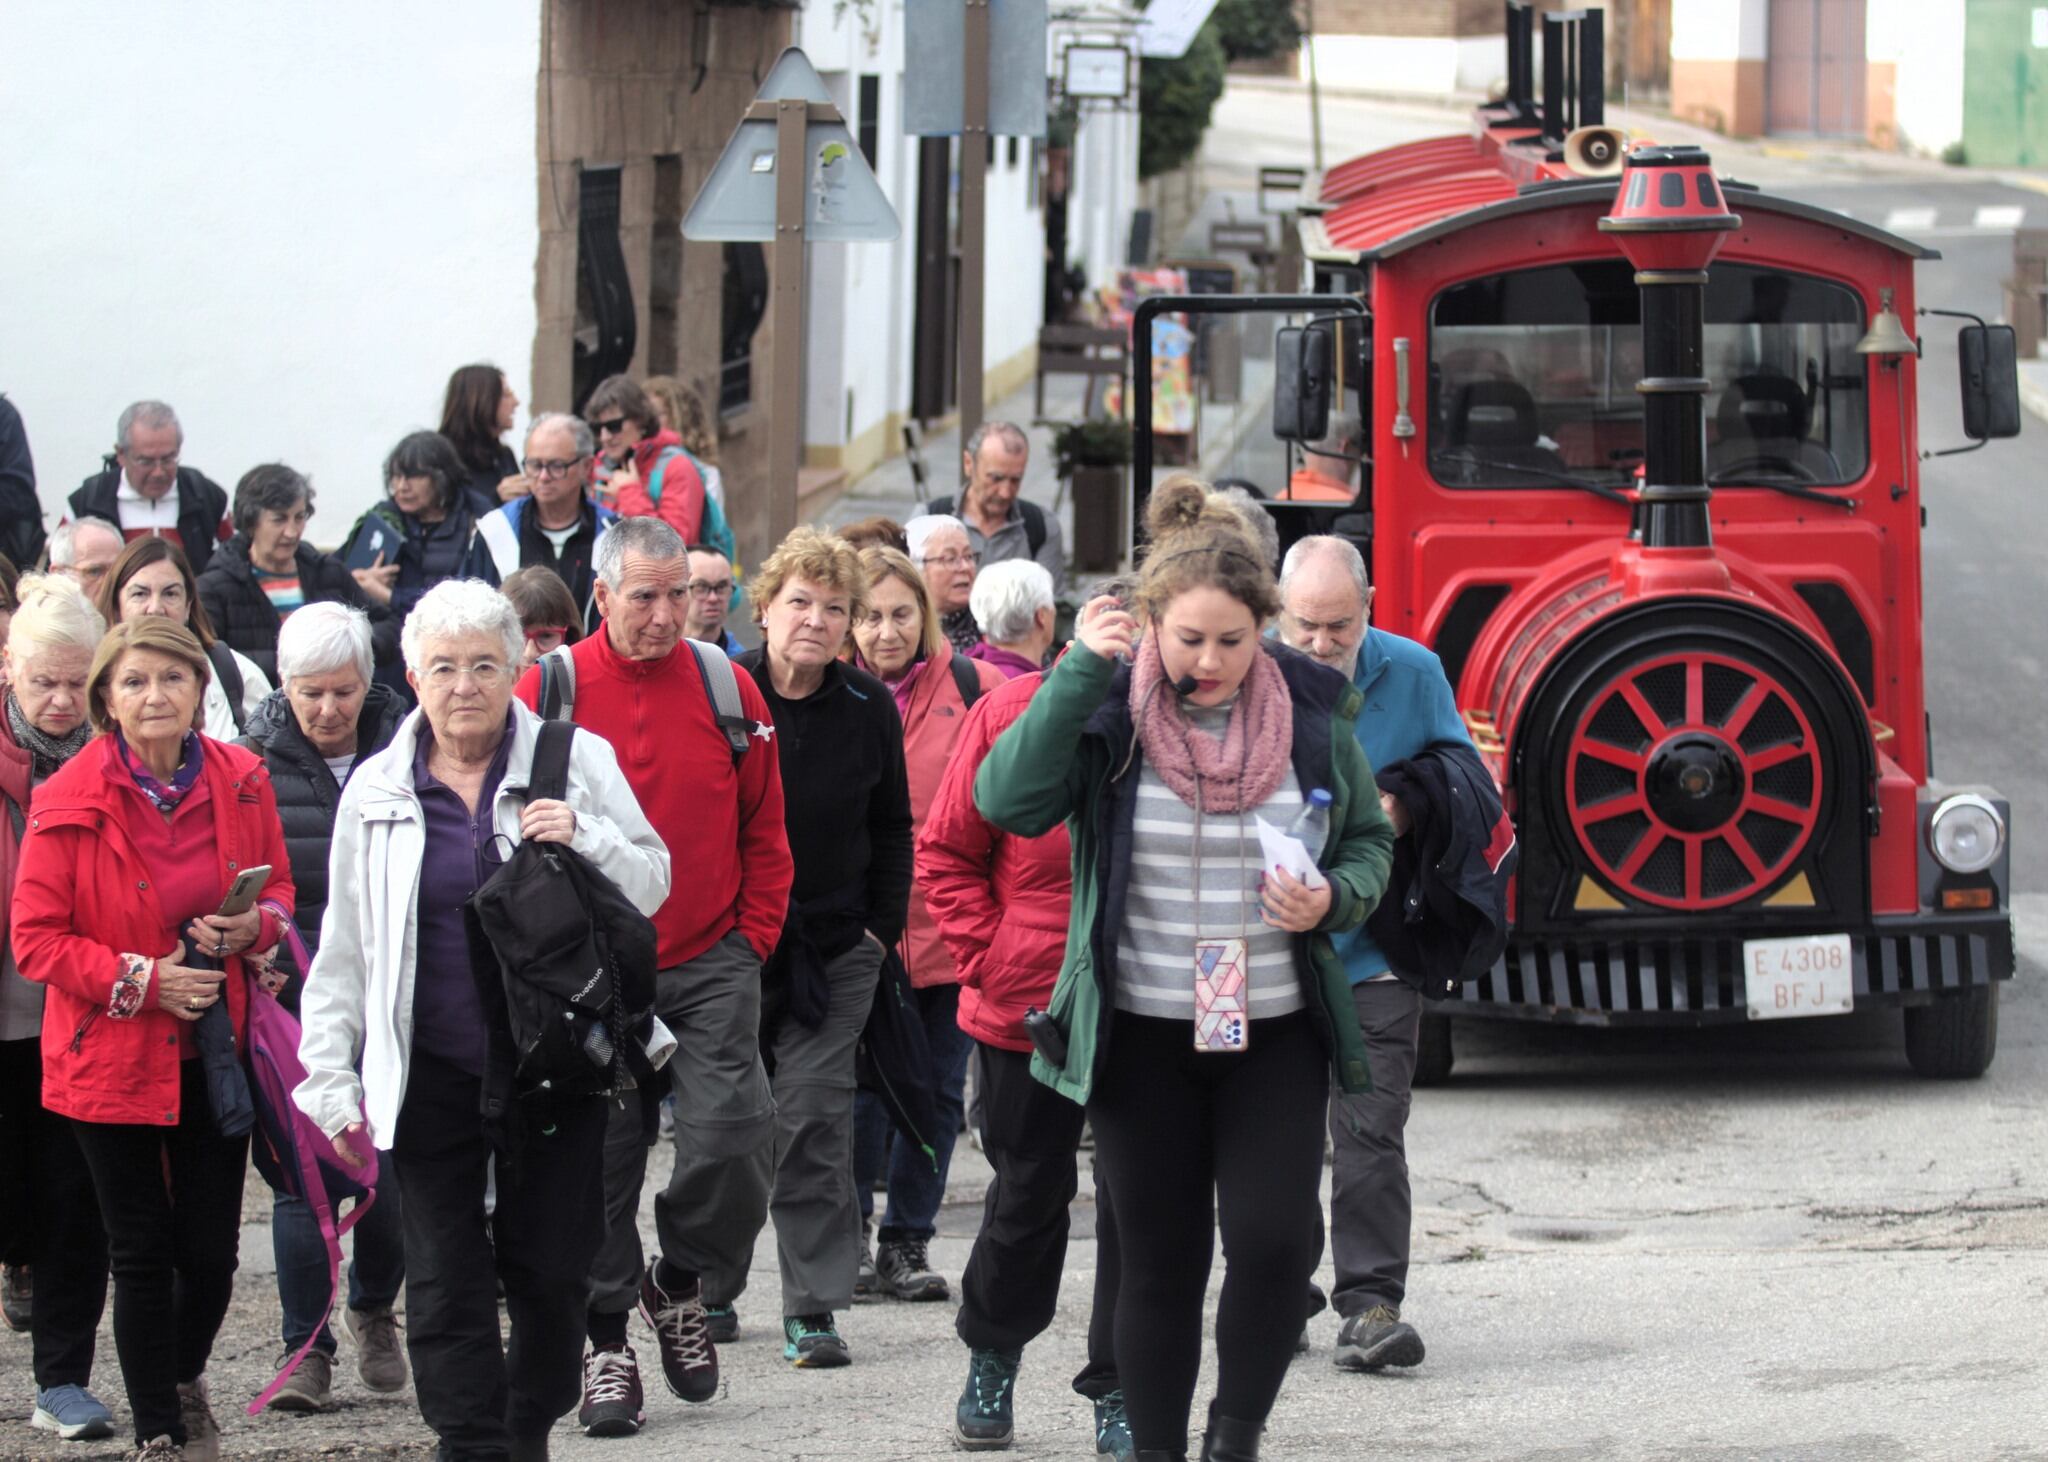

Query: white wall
[[1067, 102, 1140, 289], [0, 2, 541, 540], [1869, 0, 1966, 155], [1309, 35, 1465, 96], [1670, 0, 1768, 61]]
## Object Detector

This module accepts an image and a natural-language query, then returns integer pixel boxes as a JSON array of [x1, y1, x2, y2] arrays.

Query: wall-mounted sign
[[1062, 42, 1130, 100]]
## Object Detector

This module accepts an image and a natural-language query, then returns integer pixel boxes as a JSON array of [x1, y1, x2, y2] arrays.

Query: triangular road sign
[[683, 47, 901, 244]]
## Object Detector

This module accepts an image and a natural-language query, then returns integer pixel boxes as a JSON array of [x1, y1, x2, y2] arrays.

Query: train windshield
[[1427, 260, 1868, 491]]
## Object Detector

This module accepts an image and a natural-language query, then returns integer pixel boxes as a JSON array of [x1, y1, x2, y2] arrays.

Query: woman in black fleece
[[733, 526, 911, 1370]]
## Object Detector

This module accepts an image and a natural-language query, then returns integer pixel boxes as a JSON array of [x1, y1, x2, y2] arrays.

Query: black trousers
[[393, 1050, 607, 1461], [955, 1042, 1120, 1398], [0, 1037, 109, 1391], [70, 1060, 248, 1447], [1088, 1012, 1328, 1455]]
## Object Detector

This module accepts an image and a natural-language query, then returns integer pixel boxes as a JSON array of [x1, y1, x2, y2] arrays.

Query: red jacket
[[515, 630, 792, 965], [913, 672, 1071, 1050], [12, 736, 294, 1125], [612, 431, 706, 545], [892, 642, 1007, 989]]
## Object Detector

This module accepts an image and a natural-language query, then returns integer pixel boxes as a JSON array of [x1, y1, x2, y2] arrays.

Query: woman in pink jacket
[[847, 546, 1003, 1305]]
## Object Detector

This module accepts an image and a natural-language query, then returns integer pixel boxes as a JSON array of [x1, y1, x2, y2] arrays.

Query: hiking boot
[[1, 1263, 29, 1332], [577, 1345, 645, 1438], [704, 1302, 738, 1344], [876, 1236, 949, 1301], [1333, 1305, 1425, 1372], [175, 1377, 220, 1462], [637, 1265, 718, 1403], [954, 1347, 1021, 1450], [343, 1304, 409, 1392], [1093, 1389, 1135, 1458], [854, 1224, 879, 1301], [266, 1351, 333, 1413], [781, 1313, 851, 1369], [32, 1383, 116, 1440], [134, 1438, 182, 1461]]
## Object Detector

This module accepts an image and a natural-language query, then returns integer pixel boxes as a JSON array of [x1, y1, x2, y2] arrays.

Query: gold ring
[[190, 997, 200, 1010]]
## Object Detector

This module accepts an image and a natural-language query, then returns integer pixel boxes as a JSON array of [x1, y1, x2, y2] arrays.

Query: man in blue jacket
[[1277, 535, 1472, 1376]]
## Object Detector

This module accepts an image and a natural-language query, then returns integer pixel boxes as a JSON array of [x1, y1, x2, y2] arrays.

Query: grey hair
[[595, 515, 687, 590], [278, 600, 374, 686], [1307, 409, 1363, 464], [970, 559, 1054, 643], [526, 411, 594, 462], [115, 400, 180, 452], [1279, 535, 1371, 606], [3, 573, 106, 662], [964, 420, 1028, 465], [904, 514, 970, 563], [1213, 486, 1280, 573], [402, 578, 524, 673], [47, 516, 124, 567]]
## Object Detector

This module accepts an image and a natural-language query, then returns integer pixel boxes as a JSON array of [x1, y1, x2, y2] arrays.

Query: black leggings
[[1088, 1010, 1328, 1455]]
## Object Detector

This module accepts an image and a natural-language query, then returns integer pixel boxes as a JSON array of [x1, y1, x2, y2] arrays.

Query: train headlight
[[1929, 794, 2004, 875]]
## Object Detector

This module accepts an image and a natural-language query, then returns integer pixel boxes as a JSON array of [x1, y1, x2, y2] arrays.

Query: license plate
[[1743, 934, 1855, 1020]]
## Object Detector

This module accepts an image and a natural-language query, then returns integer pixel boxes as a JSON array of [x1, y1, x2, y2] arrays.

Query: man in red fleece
[[513, 516, 792, 1437]]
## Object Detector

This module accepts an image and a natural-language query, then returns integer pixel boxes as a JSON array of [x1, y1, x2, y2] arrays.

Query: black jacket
[[1366, 743, 1518, 999], [455, 443, 517, 521], [0, 395, 41, 572], [236, 682, 409, 964], [69, 459, 230, 574], [195, 535, 398, 684]]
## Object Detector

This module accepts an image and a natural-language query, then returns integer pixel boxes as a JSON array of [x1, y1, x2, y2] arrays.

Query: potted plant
[[1054, 418, 1133, 572]]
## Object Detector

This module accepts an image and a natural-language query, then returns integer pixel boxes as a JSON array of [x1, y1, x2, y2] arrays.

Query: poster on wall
[[1095, 268, 1194, 439]]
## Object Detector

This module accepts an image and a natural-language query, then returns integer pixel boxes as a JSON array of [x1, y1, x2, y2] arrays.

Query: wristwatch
[[108, 954, 154, 1020]]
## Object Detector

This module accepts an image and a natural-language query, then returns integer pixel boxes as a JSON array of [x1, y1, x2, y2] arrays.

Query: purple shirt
[[965, 640, 1043, 680], [408, 714, 513, 1075]]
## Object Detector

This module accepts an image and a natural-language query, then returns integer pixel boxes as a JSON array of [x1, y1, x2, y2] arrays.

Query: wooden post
[[959, 0, 991, 450], [768, 95, 809, 552]]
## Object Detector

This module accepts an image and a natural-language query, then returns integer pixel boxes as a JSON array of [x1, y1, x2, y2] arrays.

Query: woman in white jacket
[[294, 579, 670, 1462], [95, 536, 272, 738]]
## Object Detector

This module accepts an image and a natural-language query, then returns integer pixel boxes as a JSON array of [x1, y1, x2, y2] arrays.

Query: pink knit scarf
[[1129, 639, 1293, 813]]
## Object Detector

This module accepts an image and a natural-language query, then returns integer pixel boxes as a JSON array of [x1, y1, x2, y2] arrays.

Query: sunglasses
[[593, 417, 629, 435]]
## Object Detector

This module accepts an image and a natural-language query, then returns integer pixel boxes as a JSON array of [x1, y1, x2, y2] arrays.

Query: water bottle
[[1287, 788, 1334, 863]]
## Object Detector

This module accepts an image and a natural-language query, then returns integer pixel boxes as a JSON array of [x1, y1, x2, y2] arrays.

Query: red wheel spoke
[[1720, 683, 1764, 738], [1748, 794, 1810, 822], [1617, 679, 1665, 738], [1724, 827, 1768, 879], [1616, 829, 1663, 881], [1580, 794, 1649, 823], [1683, 837, 1702, 903], [1747, 741, 1807, 773], [1684, 657, 1704, 726], [1579, 742, 1646, 773]]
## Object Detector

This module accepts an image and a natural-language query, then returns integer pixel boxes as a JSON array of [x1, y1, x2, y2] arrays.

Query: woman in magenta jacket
[[14, 616, 292, 1460]]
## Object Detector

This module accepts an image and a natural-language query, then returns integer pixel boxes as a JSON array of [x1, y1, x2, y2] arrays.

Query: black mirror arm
[[1920, 306, 1998, 458]]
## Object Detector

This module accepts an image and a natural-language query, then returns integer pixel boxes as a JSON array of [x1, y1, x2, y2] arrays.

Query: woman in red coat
[[13, 616, 292, 1462]]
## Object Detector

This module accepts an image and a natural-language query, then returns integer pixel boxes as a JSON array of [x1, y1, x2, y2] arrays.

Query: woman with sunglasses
[[582, 375, 706, 546]]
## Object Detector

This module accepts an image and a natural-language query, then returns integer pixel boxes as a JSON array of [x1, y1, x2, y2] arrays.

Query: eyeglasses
[[420, 661, 508, 690], [522, 456, 586, 479], [919, 551, 980, 571], [687, 579, 733, 599], [124, 453, 179, 471], [523, 626, 570, 643], [592, 417, 629, 436]]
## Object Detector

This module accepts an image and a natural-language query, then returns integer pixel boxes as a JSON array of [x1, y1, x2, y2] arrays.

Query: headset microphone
[[1171, 674, 1200, 697]]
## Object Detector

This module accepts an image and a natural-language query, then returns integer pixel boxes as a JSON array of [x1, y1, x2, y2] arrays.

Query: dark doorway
[[911, 137, 959, 422], [572, 164, 635, 414], [1767, 0, 1867, 138]]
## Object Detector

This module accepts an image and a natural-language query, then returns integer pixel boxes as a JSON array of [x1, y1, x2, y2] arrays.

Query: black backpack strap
[[948, 654, 984, 711], [205, 642, 247, 733], [529, 718, 575, 804], [927, 494, 954, 518], [1019, 499, 1046, 558], [686, 638, 754, 764]]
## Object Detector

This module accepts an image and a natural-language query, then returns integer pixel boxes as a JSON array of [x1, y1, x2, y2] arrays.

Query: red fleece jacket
[[515, 631, 792, 965]]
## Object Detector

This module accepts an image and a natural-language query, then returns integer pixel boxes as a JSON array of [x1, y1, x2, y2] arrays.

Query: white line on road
[[1975, 204, 2027, 229], [1886, 206, 1939, 231]]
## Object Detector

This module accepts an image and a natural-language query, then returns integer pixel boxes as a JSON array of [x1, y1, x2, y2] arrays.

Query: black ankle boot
[[1198, 1403, 1264, 1462], [1134, 1452, 1187, 1462]]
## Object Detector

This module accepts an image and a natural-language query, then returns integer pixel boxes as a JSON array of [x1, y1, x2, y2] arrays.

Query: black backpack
[[466, 720, 662, 1098], [926, 493, 1046, 559]]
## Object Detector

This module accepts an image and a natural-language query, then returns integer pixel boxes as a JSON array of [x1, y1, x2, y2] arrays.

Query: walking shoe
[[1333, 1305, 1425, 1372], [953, 1347, 1020, 1450], [577, 1345, 645, 1438], [31, 1383, 116, 1440], [1093, 1389, 1135, 1458], [854, 1224, 879, 1301], [266, 1351, 333, 1413], [175, 1377, 220, 1462], [876, 1236, 949, 1301], [1197, 1402, 1263, 1462], [343, 1304, 409, 1392], [705, 1302, 739, 1344], [781, 1313, 851, 1368], [637, 1265, 719, 1402], [1, 1263, 29, 1331], [134, 1438, 182, 1460]]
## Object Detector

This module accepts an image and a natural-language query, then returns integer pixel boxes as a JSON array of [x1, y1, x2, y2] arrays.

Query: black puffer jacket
[[237, 681, 409, 963], [69, 459, 230, 574], [196, 535, 397, 683]]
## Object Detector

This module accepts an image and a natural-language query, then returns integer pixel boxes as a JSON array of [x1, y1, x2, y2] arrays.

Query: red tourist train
[[1128, 4, 2019, 1078]]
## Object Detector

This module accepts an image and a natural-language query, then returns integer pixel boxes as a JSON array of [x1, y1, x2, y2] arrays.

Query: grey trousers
[[1326, 978, 1423, 1317], [587, 929, 776, 1317], [717, 937, 883, 1317]]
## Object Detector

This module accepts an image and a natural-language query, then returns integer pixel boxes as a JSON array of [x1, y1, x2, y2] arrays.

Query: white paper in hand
[[1254, 816, 1328, 890]]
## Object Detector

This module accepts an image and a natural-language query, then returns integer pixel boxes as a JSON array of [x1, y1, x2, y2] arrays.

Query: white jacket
[[294, 699, 671, 1145]]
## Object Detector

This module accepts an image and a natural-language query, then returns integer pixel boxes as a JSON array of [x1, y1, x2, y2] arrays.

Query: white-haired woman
[[0, 576, 116, 1444], [966, 560, 1056, 680], [237, 603, 412, 1412], [905, 514, 982, 656], [294, 579, 670, 1462]]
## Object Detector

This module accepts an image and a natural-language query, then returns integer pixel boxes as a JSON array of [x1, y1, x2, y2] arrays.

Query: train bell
[[1855, 286, 1917, 356]]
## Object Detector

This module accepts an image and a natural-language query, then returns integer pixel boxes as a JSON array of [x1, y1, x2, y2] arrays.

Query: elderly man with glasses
[[65, 400, 233, 574], [45, 518, 125, 603], [682, 544, 744, 655], [463, 413, 619, 634]]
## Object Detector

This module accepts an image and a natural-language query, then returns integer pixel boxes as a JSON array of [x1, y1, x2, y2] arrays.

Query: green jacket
[[973, 642, 1396, 1104]]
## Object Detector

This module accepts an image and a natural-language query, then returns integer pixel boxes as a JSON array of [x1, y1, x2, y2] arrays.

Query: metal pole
[[1304, 0, 1325, 175], [768, 96, 808, 551], [959, 0, 990, 447]]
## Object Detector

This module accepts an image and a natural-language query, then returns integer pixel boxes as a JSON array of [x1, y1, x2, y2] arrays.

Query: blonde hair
[[87, 617, 210, 734], [643, 375, 719, 464], [749, 526, 869, 626], [4, 574, 107, 667], [1135, 475, 1280, 624], [855, 546, 943, 664]]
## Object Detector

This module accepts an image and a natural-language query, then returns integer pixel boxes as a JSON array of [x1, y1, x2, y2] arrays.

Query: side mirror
[[1272, 323, 1332, 442], [1958, 324, 2021, 441]]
